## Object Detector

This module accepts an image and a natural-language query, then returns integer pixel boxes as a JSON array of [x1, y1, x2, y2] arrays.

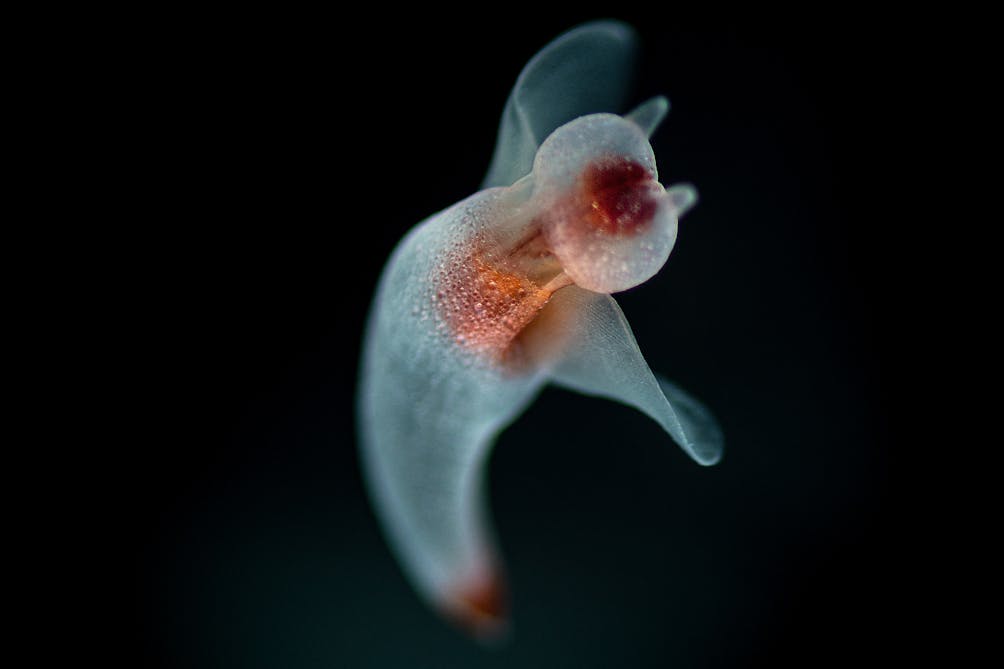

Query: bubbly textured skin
[[358, 21, 723, 640], [360, 187, 548, 638]]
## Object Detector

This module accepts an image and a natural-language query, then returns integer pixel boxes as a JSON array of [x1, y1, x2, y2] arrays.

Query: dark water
[[126, 10, 915, 668]]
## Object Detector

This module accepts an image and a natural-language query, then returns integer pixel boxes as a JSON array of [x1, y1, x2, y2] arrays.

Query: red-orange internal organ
[[580, 156, 660, 235], [435, 250, 553, 361]]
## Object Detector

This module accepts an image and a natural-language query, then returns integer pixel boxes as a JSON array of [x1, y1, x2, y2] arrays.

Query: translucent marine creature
[[358, 20, 723, 640]]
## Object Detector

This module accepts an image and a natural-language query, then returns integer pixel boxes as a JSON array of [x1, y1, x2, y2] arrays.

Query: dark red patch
[[581, 157, 659, 234]]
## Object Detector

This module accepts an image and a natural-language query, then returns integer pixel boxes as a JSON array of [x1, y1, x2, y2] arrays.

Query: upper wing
[[481, 21, 638, 189]]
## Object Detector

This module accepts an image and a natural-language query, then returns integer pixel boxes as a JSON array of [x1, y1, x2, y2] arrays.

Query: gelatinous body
[[358, 21, 722, 640]]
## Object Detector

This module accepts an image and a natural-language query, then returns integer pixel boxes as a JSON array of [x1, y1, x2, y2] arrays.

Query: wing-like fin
[[481, 20, 638, 189], [541, 287, 723, 465], [653, 375, 724, 465]]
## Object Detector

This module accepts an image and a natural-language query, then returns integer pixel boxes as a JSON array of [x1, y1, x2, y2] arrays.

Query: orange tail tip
[[440, 571, 511, 643]]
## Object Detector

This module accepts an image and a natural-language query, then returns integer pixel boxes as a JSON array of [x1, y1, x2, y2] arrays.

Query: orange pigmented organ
[[435, 248, 557, 362]]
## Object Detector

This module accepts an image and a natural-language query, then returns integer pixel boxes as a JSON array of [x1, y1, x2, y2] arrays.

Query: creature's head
[[531, 113, 696, 294]]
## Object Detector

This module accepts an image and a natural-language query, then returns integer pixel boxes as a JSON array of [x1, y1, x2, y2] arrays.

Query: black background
[[122, 9, 924, 668]]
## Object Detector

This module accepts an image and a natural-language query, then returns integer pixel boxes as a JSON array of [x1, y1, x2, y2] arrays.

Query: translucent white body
[[358, 21, 722, 639]]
